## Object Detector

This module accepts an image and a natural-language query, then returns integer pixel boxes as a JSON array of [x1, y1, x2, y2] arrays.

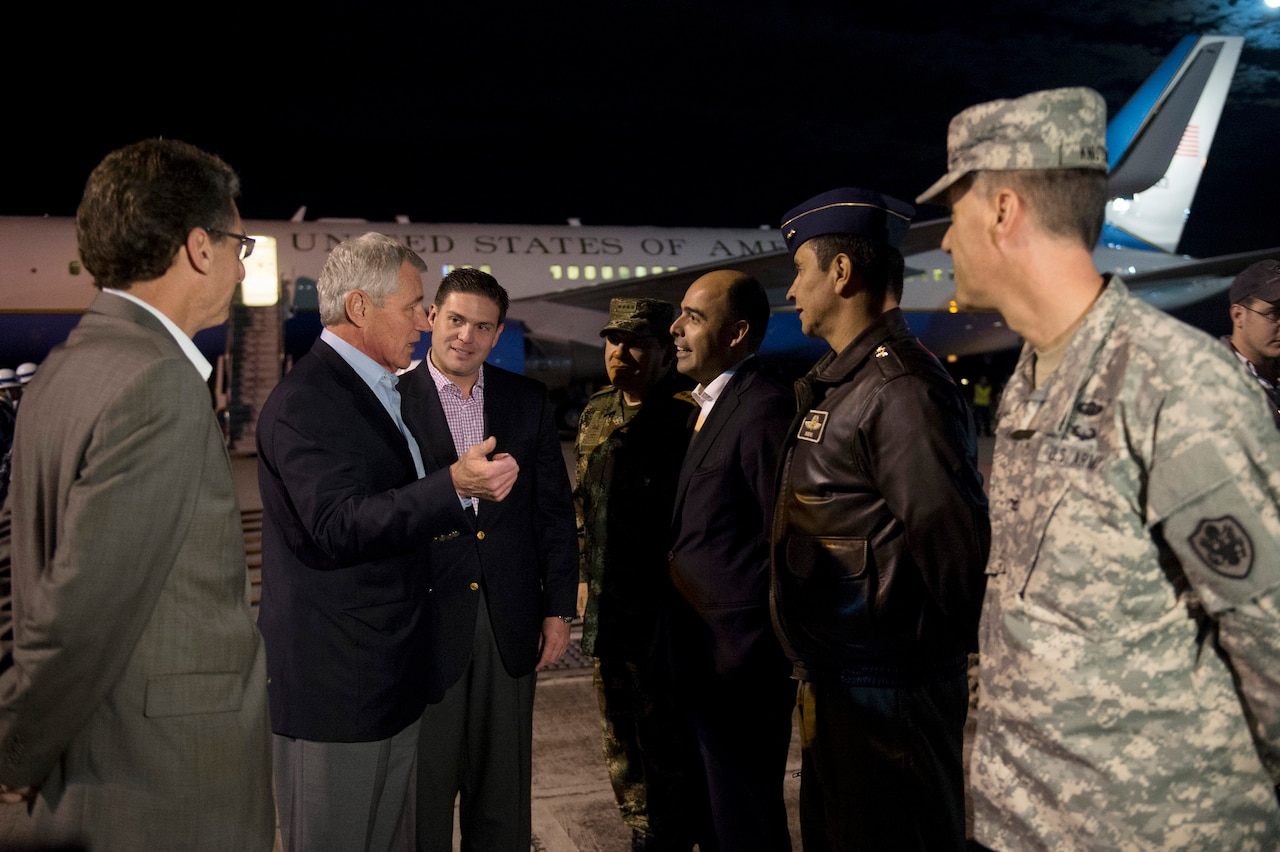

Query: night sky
[[5, 1, 1278, 261]]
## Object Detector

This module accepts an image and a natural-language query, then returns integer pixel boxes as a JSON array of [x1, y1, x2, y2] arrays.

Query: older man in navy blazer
[[256, 233, 519, 851], [667, 269, 797, 851]]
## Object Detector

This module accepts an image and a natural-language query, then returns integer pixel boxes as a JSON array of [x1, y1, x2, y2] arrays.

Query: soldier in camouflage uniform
[[574, 297, 710, 852], [918, 86, 1280, 849]]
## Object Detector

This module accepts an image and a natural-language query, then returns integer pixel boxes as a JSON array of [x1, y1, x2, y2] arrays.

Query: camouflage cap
[[1229, 259, 1280, 305], [916, 86, 1109, 205], [599, 297, 675, 339]]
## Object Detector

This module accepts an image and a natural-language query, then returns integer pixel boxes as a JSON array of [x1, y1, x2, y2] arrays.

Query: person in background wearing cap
[[770, 187, 990, 851], [14, 362, 37, 388], [919, 86, 1280, 849], [0, 365, 30, 413], [0, 368, 20, 402], [0, 370, 16, 638], [667, 270, 796, 851], [0, 139, 276, 849], [0, 368, 17, 506], [1223, 259, 1280, 428], [574, 297, 711, 852]]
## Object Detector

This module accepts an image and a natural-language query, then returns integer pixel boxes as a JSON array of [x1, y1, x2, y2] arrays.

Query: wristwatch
[[555, 615, 575, 624]]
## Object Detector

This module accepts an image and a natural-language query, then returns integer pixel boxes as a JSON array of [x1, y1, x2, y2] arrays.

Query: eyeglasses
[[1240, 303, 1280, 324], [207, 228, 256, 261]]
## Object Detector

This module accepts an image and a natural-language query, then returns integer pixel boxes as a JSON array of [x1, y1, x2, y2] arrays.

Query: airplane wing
[[1119, 246, 1280, 311]]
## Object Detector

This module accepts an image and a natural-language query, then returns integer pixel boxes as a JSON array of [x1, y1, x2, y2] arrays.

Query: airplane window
[[442, 263, 494, 276], [635, 267, 648, 277], [568, 266, 581, 281], [601, 267, 614, 281], [585, 266, 597, 281], [550, 265, 564, 280]]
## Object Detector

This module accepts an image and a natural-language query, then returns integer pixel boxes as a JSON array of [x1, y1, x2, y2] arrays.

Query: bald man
[[667, 270, 796, 852]]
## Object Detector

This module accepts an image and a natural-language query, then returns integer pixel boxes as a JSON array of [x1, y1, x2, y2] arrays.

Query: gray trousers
[[273, 717, 420, 852]]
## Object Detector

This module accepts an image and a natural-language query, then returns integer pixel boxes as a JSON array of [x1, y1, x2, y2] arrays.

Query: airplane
[[0, 33, 1272, 436], [526, 33, 1277, 371]]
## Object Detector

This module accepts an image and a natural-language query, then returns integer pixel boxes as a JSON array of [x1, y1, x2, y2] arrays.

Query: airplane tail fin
[[1102, 34, 1243, 254]]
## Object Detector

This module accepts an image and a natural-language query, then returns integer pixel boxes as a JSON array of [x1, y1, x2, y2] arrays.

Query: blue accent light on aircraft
[[1106, 35, 1199, 170], [1100, 222, 1163, 252], [759, 313, 828, 368]]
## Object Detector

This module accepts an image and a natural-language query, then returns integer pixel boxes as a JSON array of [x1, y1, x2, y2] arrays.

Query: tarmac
[[0, 437, 994, 850]]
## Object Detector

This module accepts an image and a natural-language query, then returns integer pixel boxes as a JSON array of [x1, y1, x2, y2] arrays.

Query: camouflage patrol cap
[[917, 86, 1109, 205], [600, 297, 675, 340]]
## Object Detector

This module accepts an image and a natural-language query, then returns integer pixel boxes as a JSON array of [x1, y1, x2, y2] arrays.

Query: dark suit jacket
[[1, 292, 275, 849], [399, 361, 577, 694], [669, 356, 794, 683], [255, 338, 466, 742]]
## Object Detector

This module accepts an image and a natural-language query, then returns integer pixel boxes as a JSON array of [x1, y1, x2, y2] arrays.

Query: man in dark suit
[[256, 233, 518, 851], [667, 269, 797, 851], [0, 138, 276, 850], [399, 268, 578, 852]]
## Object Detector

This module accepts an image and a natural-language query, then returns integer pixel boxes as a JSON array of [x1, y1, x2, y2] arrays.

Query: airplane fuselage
[[1, 215, 788, 313]]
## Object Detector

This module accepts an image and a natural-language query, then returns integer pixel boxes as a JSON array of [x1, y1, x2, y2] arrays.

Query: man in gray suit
[[0, 138, 276, 850]]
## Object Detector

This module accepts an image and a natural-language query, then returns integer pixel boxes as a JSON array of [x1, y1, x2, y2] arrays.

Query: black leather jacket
[[769, 309, 990, 685]]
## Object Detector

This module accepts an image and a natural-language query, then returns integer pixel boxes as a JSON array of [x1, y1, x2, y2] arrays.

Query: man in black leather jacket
[[771, 187, 991, 851]]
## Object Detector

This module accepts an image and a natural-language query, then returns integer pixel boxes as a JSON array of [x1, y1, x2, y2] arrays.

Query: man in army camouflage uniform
[[918, 86, 1280, 849], [574, 297, 711, 852]]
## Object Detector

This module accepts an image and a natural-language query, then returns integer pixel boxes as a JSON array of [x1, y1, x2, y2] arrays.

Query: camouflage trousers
[[593, 658, 712, 850]]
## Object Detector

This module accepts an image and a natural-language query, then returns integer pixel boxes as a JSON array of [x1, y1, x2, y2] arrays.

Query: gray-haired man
[[919, 87, 1280, 849]]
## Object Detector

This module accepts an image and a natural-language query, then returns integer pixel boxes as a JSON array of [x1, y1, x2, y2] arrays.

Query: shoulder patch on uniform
[[798, 409, 828, 443], [1188, 516, 1254, 579]]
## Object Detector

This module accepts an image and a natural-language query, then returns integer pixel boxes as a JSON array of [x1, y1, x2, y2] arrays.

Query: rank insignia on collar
[[1188, 516, 1253, 578], [798, 409, 828, 443]]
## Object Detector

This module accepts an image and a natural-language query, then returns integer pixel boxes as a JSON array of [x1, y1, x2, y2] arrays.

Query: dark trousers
[[415, 594, 535, 852], [595, 657, 713, 849], [683, 668, 795, 852], [796, 672, 969, 852]]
